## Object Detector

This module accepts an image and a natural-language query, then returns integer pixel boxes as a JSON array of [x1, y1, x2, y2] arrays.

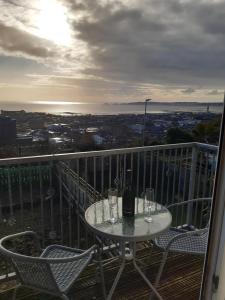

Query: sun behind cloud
[[0, 0, 224, 104], [35, 0, 72, 46]]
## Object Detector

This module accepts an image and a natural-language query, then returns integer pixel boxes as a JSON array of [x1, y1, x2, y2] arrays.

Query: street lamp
[[142, 98, 152, 146]]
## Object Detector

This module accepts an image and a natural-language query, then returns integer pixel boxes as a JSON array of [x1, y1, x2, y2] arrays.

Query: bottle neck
[[125, 170, 132, 187]]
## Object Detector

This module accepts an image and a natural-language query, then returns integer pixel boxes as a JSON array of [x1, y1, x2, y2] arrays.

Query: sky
[[0, 0, 224, 104]]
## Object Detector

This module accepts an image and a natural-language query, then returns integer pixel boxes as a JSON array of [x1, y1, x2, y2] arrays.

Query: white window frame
[[201, 100, 225, 300]]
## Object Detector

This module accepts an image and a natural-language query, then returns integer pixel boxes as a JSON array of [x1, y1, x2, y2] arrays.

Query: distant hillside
[[111, 101, 223, 106]]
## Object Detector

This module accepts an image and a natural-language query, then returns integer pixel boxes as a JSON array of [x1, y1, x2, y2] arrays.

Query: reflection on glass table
[[86, 197, 170, 242]]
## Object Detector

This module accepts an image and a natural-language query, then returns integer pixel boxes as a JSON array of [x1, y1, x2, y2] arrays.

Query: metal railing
[[0, 142, 218, 280]]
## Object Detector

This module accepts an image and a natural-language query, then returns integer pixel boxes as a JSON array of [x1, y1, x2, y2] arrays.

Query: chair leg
[[94, 247, 106, 299], [149, 250, 169, 300], [98, 259, 106, 300], [12, 285, 20, 300]]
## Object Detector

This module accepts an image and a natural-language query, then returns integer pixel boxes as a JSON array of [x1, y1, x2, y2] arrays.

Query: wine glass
[[144, 188, 154, 223], [108, 188, 118, 224]]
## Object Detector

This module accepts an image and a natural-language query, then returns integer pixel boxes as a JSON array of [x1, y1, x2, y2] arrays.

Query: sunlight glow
[[36, 0, 72, 46], [33, 101, 83, 105]]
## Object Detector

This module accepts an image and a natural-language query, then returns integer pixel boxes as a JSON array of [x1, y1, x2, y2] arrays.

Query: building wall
[[0, 116, 17, 145]]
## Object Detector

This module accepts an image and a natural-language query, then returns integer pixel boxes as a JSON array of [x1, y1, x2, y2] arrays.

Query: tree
[[166, 127, 193, 144], [192, 118, 221, 144]]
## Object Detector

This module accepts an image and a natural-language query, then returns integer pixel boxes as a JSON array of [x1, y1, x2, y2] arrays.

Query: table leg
[[132, 243, 163, 300], [106, 242, 163, 300], [135, 257, 147, 268], [106, 242, 126, 300], [106, 258, 125, 300], [133, 260, 163, 300]]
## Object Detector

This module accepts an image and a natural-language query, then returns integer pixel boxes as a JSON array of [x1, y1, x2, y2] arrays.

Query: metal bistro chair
[[0, 231, 106, 300], [152, 197, 212, 296]]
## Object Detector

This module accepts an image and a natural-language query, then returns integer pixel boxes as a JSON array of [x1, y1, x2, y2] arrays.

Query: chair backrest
[[12, 256, 59, 294], [169, 197, 212, 229], [0, 232, 60, 295]]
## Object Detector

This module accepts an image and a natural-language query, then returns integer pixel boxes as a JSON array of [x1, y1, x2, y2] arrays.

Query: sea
[[0, 101, 223, 115]]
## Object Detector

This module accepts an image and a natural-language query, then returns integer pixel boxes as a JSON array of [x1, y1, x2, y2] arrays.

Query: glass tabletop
[[85, 198, 172, 242]]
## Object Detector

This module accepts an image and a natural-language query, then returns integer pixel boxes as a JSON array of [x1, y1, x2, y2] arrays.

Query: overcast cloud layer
[[0, 0, 224, 102]]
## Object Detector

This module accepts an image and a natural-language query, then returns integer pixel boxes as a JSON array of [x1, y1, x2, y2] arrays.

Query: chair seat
[[155, 228, 208, 255], [41, 246, 91, 292]]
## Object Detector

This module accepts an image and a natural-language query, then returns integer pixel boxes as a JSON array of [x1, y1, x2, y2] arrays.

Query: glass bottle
[[122, 169, 136, 217]]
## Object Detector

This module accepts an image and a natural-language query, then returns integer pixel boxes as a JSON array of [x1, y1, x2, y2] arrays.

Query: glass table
[[85, 197, 172, 300]]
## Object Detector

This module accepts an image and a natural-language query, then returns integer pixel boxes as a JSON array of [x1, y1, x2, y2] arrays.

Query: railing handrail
[[195, 142, 218, 152], [0, 142, 218, 166]]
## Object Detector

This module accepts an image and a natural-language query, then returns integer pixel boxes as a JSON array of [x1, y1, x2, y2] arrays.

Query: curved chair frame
[[150, 197, 211, 299], [0, 231, 106, 300]]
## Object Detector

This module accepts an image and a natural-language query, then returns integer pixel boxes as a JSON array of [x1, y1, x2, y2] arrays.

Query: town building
[[0, 115, 17, 145]]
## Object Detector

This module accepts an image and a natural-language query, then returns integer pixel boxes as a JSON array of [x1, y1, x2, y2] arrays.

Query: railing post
[[186, 144, 198, 224], [59, 168, 64, 244]]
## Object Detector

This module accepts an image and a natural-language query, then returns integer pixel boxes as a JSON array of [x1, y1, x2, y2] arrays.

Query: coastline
[[0, 101, 223, 115]]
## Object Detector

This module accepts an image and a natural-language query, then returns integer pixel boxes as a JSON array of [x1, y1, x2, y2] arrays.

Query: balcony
[[0, 142, 218, 299]]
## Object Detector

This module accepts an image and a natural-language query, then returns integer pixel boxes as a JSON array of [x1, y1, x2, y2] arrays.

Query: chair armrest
[[0, 231, 42, 256], [165, 228, 208, 251], [167, 198, 212, 209], [42, 244, 97, 264], [42, 244, 84, 256]]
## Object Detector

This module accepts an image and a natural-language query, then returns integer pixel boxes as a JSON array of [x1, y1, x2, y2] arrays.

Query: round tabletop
[[85, 198, 172, 242]]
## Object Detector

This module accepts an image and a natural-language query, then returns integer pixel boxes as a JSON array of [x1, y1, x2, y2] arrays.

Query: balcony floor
[[0, 244, 204, 300]]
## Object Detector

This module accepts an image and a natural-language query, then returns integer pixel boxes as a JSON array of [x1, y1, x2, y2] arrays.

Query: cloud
[[65, 0, 225, 89], [182, 88, 195, 94], [1, 0, 225, 102], [207, 89, 223, 95], [0, 22, 55, 58]]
